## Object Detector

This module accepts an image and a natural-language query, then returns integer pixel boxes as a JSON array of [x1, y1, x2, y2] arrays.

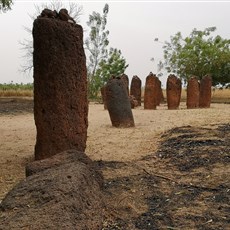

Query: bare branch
[[20, 0, 83, 73]]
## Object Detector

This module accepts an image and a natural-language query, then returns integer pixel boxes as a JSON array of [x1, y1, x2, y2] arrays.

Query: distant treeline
[[0, 82, 33, 90]]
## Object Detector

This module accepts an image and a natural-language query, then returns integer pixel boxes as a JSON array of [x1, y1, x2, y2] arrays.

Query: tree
[[20, 0, 82, 73], [0, 0, 13, 12], [161, 27, 230, 86], [92, 48, 128, 95], [85, 4, 109, 98], [85, 4, 129, 99]]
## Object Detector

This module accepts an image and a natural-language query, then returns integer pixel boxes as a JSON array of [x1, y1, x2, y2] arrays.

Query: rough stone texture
[[25, 150, 104, 189], [101, 85, 107, 110], [130, 75, 142, 106], [199, 75, 212, 108], [129, 95, 138, 109], [120, 73, 129, 95], [39, 8, 75, 24], [187, 76, 200, 109], [0, 150, 104, 230], [156, 78, 163, 106], [144, 72, 159, 110], [166, 74, 182, 109], [105, 77, 135, 127], [33, 16, 88, 160], [40, 8, 58, 18], [58, 9, 75, 23]]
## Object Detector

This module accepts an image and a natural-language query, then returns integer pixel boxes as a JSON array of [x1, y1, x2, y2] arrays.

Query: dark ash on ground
[[102, 124, 230, 230]]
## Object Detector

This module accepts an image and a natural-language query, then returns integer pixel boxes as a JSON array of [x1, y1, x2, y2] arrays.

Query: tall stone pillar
[[187, 76, 200, 109], [130, 75, 142, 106], [120, 73, 129, 95], [199, 75, 212, 108], [33, 11, 88, 160], [166, 74, 182, 109], [144, 72, 158, 109], [101, 85, 107, 110], [105, 77, 135, 127], [156, 78, 163, 106]]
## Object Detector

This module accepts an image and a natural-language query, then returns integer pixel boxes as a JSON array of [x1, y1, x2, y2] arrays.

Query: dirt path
[[0, 99, 230, 229]]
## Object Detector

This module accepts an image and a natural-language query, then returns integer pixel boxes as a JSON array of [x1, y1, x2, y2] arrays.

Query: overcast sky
[[0, 0, 229, 87]]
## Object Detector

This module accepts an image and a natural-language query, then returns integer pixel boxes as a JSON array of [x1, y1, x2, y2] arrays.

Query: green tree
[[0, 0, 13, 12], [94, 48, 128, 91], [161, 27, 230, 86]]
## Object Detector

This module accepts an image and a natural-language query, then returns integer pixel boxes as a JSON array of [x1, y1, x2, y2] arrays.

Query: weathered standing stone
[[130, 75, 142, 106], [187, 76, 200, 109], [120, 73, 129, 95], [0, 150, 104, 230], [105, 77, 135, 127], [101, 85, 107, 110], [144, 72, 159, 109], [33, 16, 88, 160], [129, 95, 138, 109], [199, 75, 212, 108], [156, 78, 163, 106], [166, 74, 182, 109]]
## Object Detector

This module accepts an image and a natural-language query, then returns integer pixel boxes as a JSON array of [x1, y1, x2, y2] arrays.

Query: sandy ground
[[87, 103, 230, 162], [0, 101, 230, 202]]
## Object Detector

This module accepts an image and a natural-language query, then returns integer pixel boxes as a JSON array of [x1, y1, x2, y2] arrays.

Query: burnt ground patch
[[102, 124, 230, 229], [156, 125, 230, 171], [0, 98, 33, 115]]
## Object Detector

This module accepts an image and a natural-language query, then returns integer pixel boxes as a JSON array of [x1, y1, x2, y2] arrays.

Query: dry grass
[[180, 88, 230, 103], [1, 87, 230, 103], [160, 89, 230, 104], [0, 83, 33, 97], [0, 89, 33, 97], [211, 88, 230, 103]]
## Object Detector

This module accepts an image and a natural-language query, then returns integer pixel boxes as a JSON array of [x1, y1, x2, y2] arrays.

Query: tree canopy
[[0, 0, 13, 12], [94, 48, 128, 88], [161, 27, 230, 86]]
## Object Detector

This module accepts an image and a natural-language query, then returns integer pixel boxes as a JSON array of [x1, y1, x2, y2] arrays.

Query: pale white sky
[[0, 0, 229, 87]]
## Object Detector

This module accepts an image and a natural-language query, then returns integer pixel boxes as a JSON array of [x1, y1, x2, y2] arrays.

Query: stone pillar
[[187, 76, 200, 109], [100, 85, 107, 110], [105, 77, 135, 127], [129, 95, 138, 109], [166, 74, 182, 109], [33, 11, 88, 160], [144, 72, 158, 109], [199, 75, 212, 108], [156, 78, 163, 106], [120, 73, 129, 95], [130, 75, 142, 106]]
